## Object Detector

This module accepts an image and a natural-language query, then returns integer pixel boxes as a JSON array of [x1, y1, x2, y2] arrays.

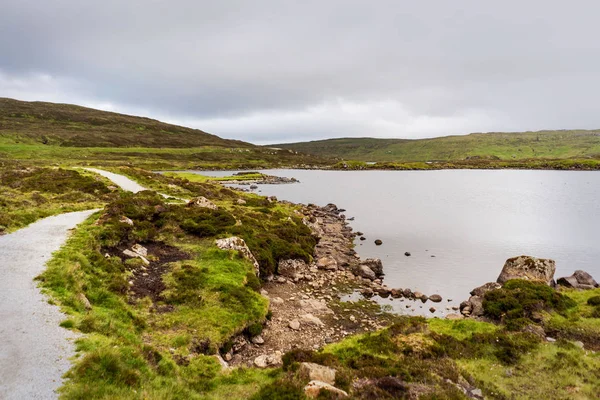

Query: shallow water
[[190, 169, 600, 314]]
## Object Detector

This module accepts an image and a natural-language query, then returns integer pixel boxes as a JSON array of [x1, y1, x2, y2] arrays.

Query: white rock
[[304, 380, 348, 398], [299, 363, 336, 385], [215, 236, 260, 277], [300, 313, 324, 327], [289, 319, 301, 330]]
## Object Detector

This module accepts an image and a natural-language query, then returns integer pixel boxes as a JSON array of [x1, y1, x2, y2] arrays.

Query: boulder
[[298, 299, 333, 314], [131, 244, 148, 257], [468, 296, 484, 317], [361, 258, 384, 277], [557, 270, 599, 290], [251, 335, 265, 345], [374, 239, 383, 246], [253, 352, 282, 368], [299, 363, 336, 385], [187, 196, 218, 210], [413, 291, 425, 300], [445, 313, 463, 320], [390, 288, 403, 298], [429, 294, 443, 303], [402, 288, 413, 298], [278, 259, 308, 279], [429, 307, 436, 313], [317, 257, 338, 270], [470, 282, 502, 297], [404, 252, 411, 257], [304, 381, 348, 398], [497, 256, 556, 286], [215, 237, 260, 277], [236, 198, 247, 205], [119, 216, 134, 226], [355, 265, 377, 281]]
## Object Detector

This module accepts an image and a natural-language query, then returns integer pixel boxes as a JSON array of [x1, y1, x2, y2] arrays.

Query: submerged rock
[[497, 255, 556, 286], [374, 239, 383, 245], [429, 294, 442, 303]]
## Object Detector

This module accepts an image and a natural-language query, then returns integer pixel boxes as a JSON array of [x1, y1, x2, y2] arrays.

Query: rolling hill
[[274, 131, 600, 162], [0, 97, 252, 148]]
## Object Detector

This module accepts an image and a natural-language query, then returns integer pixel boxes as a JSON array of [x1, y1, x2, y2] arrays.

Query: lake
[[191, 169, 600, 315]]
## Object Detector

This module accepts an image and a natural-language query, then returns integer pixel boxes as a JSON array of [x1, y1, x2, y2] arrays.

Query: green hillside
[[0, 97, 251, 148], [275, 130, 600, 162]]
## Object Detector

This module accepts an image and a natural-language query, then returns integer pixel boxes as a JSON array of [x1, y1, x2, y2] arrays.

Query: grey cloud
[[1, 1, 600, 143]]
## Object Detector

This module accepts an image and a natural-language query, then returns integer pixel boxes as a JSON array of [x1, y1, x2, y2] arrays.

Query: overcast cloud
[[1, 1, 600, 143]]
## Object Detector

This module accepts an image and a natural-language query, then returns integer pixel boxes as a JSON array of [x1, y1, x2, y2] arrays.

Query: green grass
[[0, 163, 119, 233], [163, 171, 266, 183]]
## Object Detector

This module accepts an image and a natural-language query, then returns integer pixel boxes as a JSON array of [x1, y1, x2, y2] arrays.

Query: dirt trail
[[0, 210, 96, 399]]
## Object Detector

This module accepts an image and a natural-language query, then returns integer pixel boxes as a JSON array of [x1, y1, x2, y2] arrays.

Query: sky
[[1, 1, 600, 144]]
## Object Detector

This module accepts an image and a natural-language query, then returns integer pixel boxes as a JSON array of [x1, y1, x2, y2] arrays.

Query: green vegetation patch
[[0, 162, 118, 233]]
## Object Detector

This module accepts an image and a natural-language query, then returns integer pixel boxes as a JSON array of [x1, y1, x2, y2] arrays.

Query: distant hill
[[274, 131, 600, 162], [0, 98, 252, 148]]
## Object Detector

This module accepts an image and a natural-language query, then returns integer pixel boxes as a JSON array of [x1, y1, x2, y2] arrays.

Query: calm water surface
[[193, 169, 600, 314]]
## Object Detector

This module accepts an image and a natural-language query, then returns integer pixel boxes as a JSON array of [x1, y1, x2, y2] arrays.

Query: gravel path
[[0, 210, 96, 400], [84, 167, 148, 193]]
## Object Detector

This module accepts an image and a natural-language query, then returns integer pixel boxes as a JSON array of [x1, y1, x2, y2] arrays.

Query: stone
[[236, 198, 247, 205], [497, 255, 556, 286], [374, 239, 383, 245], [557, 270, 599, 289], [232, 336, 248, 352], [298, 299, 333, 314], [403, 288, 413, 298], [429, 307, 436, 313], [131, 244, 148, 257], [304, 381, 348, 398], [574, 341, 585, 349], [213, 354, 229, 370], [119, 216, 134, 226], [271, 297, 284, 305], [429, 294, 443, 303], [251, 335, 265, 345], [300, 313, 324, 327], [289, 319, 301, 330], [413, 291, 424, 300], [316, 257, 338, 270], [390, 288, 403, 298], [377, 287, 391, 298], [254, 352, 283, 368], [122, 249, 150, 265], [187, 196, 218, 210], [355, 265, 376, 280], [77, 293, 92, 310], [360, 236, 366, 241], [215, 237, 260, 277], [404, 252, 411, 256], [299, 363, 336, 385], [278, 259, 308, 279], [445, 313, 463, 320], [468, 296, 484, 317], [470, 282, 502, 297], [361, 258, 384, 277]]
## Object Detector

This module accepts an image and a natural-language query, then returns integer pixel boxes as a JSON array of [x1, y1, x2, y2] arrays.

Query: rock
[[574, 341, 585, 349], [236, 198, 246, 205], [278, 259, 308, 279], [249, 184, 258, 189], [316, 257, 338, 270], [470, 388, 483, 399], [468, 296, 484, 317], [300, 313, 325, 327], [254, 352, 283, 368], [271, 297, 285, 305], [119, 216, 134, 226], [361, 288, 374, 297], [131, 244, 148, 257], [374, 239, 383, 246], [429, 307, 436, 313], [402, 288, 413, 298], [359, 236, 366, 241], [429, 294, 442, 303], [546, 337, 556, 343], [298, 299, 333, 314], [355, 265, 377, 280], [289, 319, 301, 330], [361, 258, 384, 277], [187, 196, 218, 210], [304, 381, 348, 398], [213, 354, 229, 370], [413, 291, 425, 300], [122, 249, 150, 265], [497, 255, 556, 286], [77, 293, 92, 310], [299, 363, 337, 385], [377, 287, 391, 298], [232, 336, 248, 352], [251, 335, 265, 345], [522, 324, 546, 339], [390, 288, 403, 298], [557, 270, 599, 289], [470, 282, 502, 297], [223, 351, 233, 361], [445, 313, 463, 320], [404, 252, 411, 257], [215, 237, 260, 277]]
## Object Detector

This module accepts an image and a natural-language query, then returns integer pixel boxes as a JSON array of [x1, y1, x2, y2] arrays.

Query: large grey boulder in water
[[557, 270, 599, 290], [496, 255, 556, 286]]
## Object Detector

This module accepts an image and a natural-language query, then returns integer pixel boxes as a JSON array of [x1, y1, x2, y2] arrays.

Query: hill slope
[[275, 130, 600, 162], [0, 98, 252, 148]]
